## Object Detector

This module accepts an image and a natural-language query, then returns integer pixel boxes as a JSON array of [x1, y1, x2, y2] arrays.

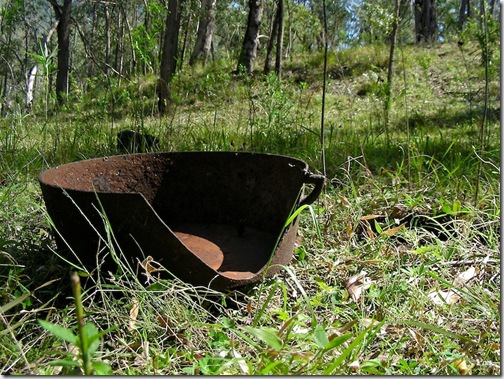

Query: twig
[[71, 16, 128, 81], [473, 147, 500, 172]]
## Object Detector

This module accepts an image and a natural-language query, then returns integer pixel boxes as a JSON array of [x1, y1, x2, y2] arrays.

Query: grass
[[0, 42, 500, 375]]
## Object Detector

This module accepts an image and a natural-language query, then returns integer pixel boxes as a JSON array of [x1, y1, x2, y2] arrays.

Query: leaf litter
[[428, 266, 478, 305], [346, 271, 373, 303]]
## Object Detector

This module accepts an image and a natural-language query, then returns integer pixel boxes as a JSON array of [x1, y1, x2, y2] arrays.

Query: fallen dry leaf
[[453, 267, 478, 288], [453, 358, 471, 375], [380, 224, 405, 237], [139, 256, 164, 283], [346, 222, 353, 238], [338, 194, 351, 208], [338, 319, 358, 333], [348, 360, 360, 372], [408, 328, 424, 347], [428, 267, 479, 306], [128, 298, 139, 331], [363, 220, 375, 240], [157, 315, 174, 329], [360, 318, 378, 328], [231, 344, 250, 374], [359, 215, 383, 221], [428, 289, 461, 305], [346, 271, 373, 302]]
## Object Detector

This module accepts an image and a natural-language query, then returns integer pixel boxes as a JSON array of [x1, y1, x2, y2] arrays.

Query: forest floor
[[0, 42, 500, 375]]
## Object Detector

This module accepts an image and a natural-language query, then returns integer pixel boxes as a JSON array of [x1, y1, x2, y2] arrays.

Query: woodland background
[[0, 0, 499, 113]]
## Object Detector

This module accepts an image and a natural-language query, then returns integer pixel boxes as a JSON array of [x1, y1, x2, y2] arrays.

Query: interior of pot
[[39, 152, 309, 280]]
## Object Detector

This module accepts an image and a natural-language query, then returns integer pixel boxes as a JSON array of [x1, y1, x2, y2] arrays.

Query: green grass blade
[[252, 281, 279, 327], [260, 360, 284, 375], [38, 320, 78, 345], [282, 265, 316, 326], [284, 204, 309, 227], [324, 333, 353, 352], [313, 324, 329, 348], [241, 326, 283, 351], [323, 324, 372, 375], [397, 320, 476, 344], [85, 325, 119, 356], [47, 359, 81, 368], [0, 293, 30, 314]]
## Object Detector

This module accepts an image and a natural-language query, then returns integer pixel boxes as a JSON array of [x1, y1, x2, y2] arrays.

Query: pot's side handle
[[300, 173, 325, 206]]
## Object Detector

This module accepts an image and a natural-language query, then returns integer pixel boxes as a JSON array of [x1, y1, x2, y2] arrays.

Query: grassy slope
[[0, 42, 500, 374]]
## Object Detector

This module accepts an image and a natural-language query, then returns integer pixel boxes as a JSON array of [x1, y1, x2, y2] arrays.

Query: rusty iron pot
[[39, 152, 324, 290]]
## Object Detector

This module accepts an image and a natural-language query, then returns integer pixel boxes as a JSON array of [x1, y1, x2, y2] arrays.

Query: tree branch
[[71, 15, 128, 81], [47, 0, 62, 18]]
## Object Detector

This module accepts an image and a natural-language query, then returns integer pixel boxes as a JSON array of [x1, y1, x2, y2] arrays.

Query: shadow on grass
[[393, 105, 500, 131], [0, 238, 71, 311], [329, 136, 496, 169]]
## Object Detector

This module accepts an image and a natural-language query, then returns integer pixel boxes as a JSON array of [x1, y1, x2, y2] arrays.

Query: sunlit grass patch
[[0, 42, 500, 374]]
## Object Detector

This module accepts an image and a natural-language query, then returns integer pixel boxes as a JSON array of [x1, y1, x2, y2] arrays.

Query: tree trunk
[[86, 3, 96, 80], [142, 2, 151, 74], [1, 29, 13, 117], [274, 0, 284, 76], [104, 2, 111, 77], [158, 0, 181, 114], [120, 3, 136, 76], [385, 0, 401, 128], [237, 0, 263, 74], [180, 12, 192, 71], [264, 3, 279, 74], [489, 0, 496, 17], [414, 0, 438, 43], [285, 0, 292, 60], [48, 0, 72, 105], [264, 0, 283, 76], [115, 9, 125, 86], [190, 0, 217, 66], [458, 0, 470, 30]]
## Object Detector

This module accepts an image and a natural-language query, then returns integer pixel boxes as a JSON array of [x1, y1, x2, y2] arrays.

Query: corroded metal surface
[[39, 152, 324, 290]]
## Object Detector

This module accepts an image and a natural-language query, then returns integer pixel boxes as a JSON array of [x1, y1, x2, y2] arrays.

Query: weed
[[38, 272, 116, 375]]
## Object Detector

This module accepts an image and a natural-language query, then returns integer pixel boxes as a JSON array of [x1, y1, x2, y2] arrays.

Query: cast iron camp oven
[[39, 152, 324, 290]]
